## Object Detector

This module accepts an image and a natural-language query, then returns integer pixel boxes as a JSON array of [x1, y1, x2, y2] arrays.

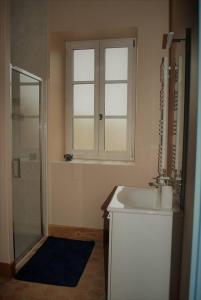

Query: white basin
[[117, 186, 160, 209], [107, 186, 173, 215]]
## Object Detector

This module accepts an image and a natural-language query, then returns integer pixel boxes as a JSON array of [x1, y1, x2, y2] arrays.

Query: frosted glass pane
[[20, 74, 38, 83], [105, 119, 127, 151], [73, 84, 94, 116], [12, 69, 42, 261], [105, 84, 127, 116], [20, 85, 39, 116], [73, 49, 94, 81], [20, 118, 39, 153], [105, 48, 128, 80], [74, 118, 94, 150]]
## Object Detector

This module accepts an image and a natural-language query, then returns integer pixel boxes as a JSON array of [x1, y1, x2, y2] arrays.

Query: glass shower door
[[12, 67, 43, 260]]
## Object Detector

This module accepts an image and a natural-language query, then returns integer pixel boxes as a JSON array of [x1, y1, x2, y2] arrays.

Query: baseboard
[[0, 262, 14, 278], [48, 224, 103, 241]]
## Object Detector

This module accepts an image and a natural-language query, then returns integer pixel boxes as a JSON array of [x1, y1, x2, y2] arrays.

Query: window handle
[[99, 113, 103, 120]]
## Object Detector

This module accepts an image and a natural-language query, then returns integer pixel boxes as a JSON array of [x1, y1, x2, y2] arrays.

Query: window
[[66, 38, 136, 161]]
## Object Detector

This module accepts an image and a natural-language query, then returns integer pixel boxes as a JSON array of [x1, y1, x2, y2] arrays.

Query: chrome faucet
[[149, 176, 172, 188], [149, 180, 160, 188]]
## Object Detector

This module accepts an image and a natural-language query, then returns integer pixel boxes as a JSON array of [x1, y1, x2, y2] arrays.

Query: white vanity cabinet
[[107, 186, 182, 300]]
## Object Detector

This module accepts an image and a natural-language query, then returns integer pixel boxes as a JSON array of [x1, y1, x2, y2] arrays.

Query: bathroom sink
[[107, 185, 181, 300], [117, 186, 160, 209], [107, 186, 173, 214]]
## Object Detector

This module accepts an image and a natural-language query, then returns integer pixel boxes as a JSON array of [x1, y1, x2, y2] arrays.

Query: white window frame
[[65, 38, 136, 161]]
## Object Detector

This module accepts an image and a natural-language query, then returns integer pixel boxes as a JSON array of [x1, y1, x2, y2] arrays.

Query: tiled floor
[[0, 241, 106, 300]]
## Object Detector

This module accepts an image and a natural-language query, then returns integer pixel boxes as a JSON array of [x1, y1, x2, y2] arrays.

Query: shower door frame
[[11, 65, 46, 263]]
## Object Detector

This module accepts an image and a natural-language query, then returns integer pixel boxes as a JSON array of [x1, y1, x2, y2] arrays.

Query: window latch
[[99, 113, 103, 120]]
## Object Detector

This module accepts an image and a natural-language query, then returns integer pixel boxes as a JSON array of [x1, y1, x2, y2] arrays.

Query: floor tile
[[0, 242, 106, 300]]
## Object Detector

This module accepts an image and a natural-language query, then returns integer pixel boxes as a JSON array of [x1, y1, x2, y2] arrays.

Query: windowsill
[[50, 159, 135, 167]]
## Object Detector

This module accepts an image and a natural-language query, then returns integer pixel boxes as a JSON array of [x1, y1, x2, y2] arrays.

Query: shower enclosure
[[11, 66, 43, 260]]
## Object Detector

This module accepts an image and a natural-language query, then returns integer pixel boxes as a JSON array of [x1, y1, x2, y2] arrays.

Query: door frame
[[189, 2, 201, 299], [11, 65, 48, 262]]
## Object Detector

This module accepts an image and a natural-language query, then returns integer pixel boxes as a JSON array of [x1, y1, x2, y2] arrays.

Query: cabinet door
[[110, 212, 172, 300], [107, 211, 113, 300]]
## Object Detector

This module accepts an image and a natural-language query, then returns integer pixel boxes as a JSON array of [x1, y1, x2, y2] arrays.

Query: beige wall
[[10, 0, 49, 79], [0, 0, 13, 263], [0, 0, 49, 264], [48, 34, 66, 160], [48, 0, 169, 229]]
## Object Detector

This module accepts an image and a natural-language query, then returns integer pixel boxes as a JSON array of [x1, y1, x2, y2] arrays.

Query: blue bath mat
[[15, 236, 95, 287]]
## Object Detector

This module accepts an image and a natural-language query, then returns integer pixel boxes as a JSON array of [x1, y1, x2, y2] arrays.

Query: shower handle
[[12, 158, 21, 178]]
